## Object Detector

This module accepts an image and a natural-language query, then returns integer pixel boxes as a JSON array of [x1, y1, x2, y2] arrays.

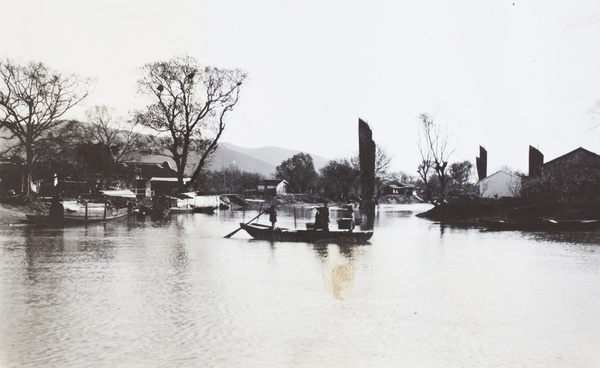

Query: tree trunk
[[25, 145, 34, 196]]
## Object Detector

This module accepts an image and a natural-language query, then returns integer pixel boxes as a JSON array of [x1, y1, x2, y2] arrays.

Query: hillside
[[1, 129, 331, 178], [205, 144, 276, 177], [219, 143, 329, 170], [205, 142, 330, 176]]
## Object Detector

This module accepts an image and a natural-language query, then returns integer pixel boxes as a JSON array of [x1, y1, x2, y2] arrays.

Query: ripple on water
[[2, 208, 600, 367]]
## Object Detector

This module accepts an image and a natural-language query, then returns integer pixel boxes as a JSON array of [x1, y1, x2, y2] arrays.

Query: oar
[[224, 209, 268, 238]]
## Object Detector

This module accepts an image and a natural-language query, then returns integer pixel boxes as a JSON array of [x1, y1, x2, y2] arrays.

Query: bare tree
[[86, 106, 146, 163], [350, 143, 392, 196], [417, 158, 434, 202], [0, 59, 90, 194], [417, 113, 454, 204], [83, 105, 147, 190], [375, 144, 392, 178], [135, 55, 247, 193]]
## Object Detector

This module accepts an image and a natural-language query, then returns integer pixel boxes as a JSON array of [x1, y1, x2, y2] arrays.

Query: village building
[[381, 183, 415, 196], [0, 154, 192, 198], [541, 147, 600, 180], [257, 179, 288, 196], [535, 147, 600, 199], [118, 160, 188, 198], [478, 170, 522, 198]]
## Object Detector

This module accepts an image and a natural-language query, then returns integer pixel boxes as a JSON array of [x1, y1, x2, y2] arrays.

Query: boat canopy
[[149, 177, 191, 183], [100, 189, 137, 199]]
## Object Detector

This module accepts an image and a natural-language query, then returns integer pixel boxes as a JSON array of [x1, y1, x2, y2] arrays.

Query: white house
[[257, 179, 288, 195], [478, 170, 521, 198]]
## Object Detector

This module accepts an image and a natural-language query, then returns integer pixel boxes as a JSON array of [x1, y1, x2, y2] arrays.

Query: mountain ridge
[[206, 142, 330, 177]]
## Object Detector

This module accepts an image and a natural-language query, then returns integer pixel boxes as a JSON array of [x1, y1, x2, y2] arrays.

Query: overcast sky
[[2, 0, 600, 174]]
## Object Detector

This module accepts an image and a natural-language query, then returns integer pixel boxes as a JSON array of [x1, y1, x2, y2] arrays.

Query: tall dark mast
[[476, 146, 487, 180], [359, 118, 376, 230]]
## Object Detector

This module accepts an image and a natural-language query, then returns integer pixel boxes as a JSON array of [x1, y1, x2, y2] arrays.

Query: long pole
[[224, 209, 268, 238], [256, 203, 263, 224]]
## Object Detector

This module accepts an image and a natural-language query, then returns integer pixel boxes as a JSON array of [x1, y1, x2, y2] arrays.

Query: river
[[1, 203, 600, 368]]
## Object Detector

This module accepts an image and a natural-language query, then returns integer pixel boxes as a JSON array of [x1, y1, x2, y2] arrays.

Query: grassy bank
[[416, 196, 600, 224], [0, 196, 51, 225]]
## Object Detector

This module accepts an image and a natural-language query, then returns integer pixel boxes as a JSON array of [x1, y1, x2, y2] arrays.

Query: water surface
[[1, 204, 600, 367]]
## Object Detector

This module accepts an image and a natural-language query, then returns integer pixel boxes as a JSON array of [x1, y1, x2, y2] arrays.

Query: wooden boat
[[26, 190, 137, 226], [236, 118, 376, 243], [191, 205, 217, 214], [168, 205, 217, 214], [26, 207, 132, 226], [240, 223, 373, 243], [167, 193, 220, 214]]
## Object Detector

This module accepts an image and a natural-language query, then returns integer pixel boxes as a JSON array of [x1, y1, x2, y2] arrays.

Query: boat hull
[[168, 206, 216, 214], [26, 209, 132, 226], [191, 206, 217, 214], [240, 223, 373, 243]]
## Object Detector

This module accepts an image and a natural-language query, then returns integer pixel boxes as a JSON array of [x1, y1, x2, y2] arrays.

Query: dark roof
[[259, 179, 287, 185], [0, 160, 19, 170], [386, 183, 415, 189], [542, 147, 600, 167], [119, 161, 177, 178]]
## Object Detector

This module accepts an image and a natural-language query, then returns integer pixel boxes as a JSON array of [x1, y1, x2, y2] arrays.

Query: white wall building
[[478, 170, 521, 198], [257, 179, 288, 195]]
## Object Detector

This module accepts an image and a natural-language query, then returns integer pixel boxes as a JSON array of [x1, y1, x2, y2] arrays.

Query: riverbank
[[0, 193, 423, 226], [416, 197, 600, 226], [242, 193, 421, 209], [0, 199, 48, 225]]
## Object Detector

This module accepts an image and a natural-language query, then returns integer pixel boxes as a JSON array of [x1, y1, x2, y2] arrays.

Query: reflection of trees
[[22, 227, 65, 284], [532, 232, 600, 245]]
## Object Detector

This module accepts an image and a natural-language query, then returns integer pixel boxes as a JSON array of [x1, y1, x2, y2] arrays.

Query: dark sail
[[358, 118, 376, 230], [476, 146, 487, 180], [528, 145, 544, 178]]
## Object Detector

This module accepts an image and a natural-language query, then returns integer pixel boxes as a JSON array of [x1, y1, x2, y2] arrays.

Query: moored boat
[[167, 193, 220, 214], [26, 207, 132, 226], [191, 205, 218, 214], [25, 189, 136, 226]]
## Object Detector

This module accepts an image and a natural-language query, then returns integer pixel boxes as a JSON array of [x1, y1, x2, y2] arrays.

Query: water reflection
[[531, 231, 600, 245], [2, 204, 600, 368], [312, 243, 359, 300]]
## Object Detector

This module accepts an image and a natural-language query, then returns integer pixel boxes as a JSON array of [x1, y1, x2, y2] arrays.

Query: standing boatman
[[268, 204, 277, 230], [48, 195, 64, 225], [320, 201, 330, 231]]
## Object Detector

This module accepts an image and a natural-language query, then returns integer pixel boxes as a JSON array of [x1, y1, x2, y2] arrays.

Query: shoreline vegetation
[[0, 194, 423, 227], [3, 194, 599, 230], [416, 196, 600, 226], [0, 199, 47, 225]]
